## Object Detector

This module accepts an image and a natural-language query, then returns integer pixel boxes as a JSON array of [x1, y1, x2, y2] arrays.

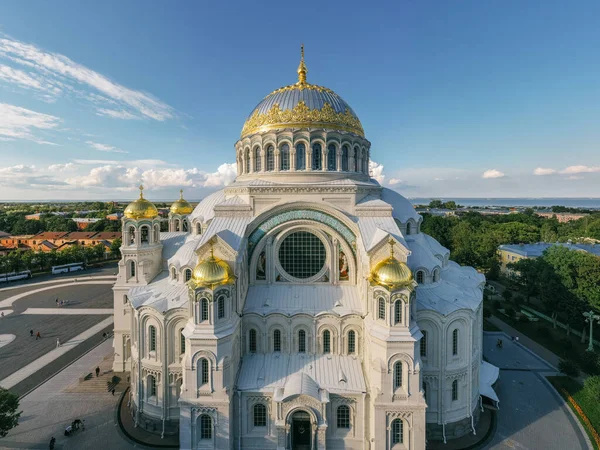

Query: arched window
[[149, 325, 156, 352], [153, 225, 159, 242], [254, 147, 261, 172], [196, 223, 202, 235], [394, 361, 402, 388], [123, 295, 128, 305], [171, 268, 177, 280], [180, 329, 185, 354], [200, 414, 212, 439], [298, 330, 306, 353], [420, 330, 427, 358], [378, 297, 386, 320], [249, 329, 257, 353], [175, 219, 180, 232], [253, 403, 267, 427], [312, 143, 322, 170], [130, 260, 136, 277], [148, 375, 157, 397], [128, 226, 135, 245], [342, 145, 349, 171], [433, 268, 440, 282], [392, 419, 403, 444], [406, 222, 412, 235], [273, 329, 281, 352], [201, 298, 209, 322], [364, 152, 369, 175], [266, 145, 275, 171], [200, 358, 209, 385], [423, 381, 427, 401], [394, 300, 402, 325], [354, 148, 361, 172], [337, 405, 350, 429], [280, 144, 290, 171], [327, 144, 337, 171], [452, 329, 459, 356], [184, 269, 192, 282], [347, 330, 356, 354], [141, 226, 149, 243], [296, 143, 306, 170], [416, 270, 424, 284], [323, 330, 331, 353], [452, 380, 458, 401], [217, 295, 225, 319], [244, 148, 250, 173]]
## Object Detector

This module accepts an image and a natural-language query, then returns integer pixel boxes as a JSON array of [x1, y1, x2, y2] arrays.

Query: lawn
[[548, 376, 600, 449]]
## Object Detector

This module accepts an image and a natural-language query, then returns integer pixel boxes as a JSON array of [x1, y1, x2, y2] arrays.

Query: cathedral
[[112, 47, 498, 450]]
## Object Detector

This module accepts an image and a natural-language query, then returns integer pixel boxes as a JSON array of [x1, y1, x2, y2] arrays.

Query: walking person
[[111, 388, 115, 396], [95, 366, 100, 377], [30, 329, 33, 337], [36, 331, 41, 340], [55, 298, 59, 307], [56, 338, 60, 348], [49, 436, 56, 449]]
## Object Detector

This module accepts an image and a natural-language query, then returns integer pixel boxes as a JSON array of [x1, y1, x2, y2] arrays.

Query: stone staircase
[[64, 352, 129, 393]]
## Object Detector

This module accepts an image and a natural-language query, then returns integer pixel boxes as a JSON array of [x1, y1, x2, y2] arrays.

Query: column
[[275, 149, 280, 172], [336, 148, 342, 172]]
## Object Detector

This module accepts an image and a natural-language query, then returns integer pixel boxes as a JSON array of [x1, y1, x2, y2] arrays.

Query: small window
[[406, 222, 412, 235], [296, 143, 306, 170], [378, 297, 385, 320], [327, 144, 337, 171], [201, 298, 209, 322], [280, 144, 290, 171], [416, 270, 424, 284], [298, 330, 306, 353], [130, 260, 136, 277], [249, 329, 257, 353], [423, 381, 427, 401], [254, 147, 261, 172], [392, 419, 403, 444], [141, 226, 149, 243], [171, 267, 177, 280], [266, 145, 275, 171], [452, 329, 459, 356], [244, 148, 250, 173], [312, 143, 322, 170], [253, 403, 267, 427], [184, 269, 192, 282], [196, 223, 202, 235], [323, 330, 331, 354], [180, 329, 185, 354], [347, 330, 356, 354], [433, 268, 440, 282], [394, 361, 402, 388], [200, 414, 212, 439], [149, 325, 156, 352], [394, 300, 402, 325], [128, 226, 135, 245], [201, 358, 209, 384], [337, 405, 350, 429], [452, 380, 458, 401], [420, 330, 427, 358], [341, 145, 349, 171], [148, 375, 157, 397], [273, 329, 281, 352], [217, 296, 225, 319], [123, 295, 128, 305]]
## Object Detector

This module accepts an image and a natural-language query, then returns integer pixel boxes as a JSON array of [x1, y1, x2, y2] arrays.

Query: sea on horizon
[[408, 198, 600, 209]]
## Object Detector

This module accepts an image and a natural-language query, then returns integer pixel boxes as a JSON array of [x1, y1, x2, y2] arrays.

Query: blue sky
[[1, 0, 600, 200]]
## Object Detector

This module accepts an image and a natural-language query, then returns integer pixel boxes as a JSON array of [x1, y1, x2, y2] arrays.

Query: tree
[[502, 289, 513, 302], [584, 376, 600, 401], [429, 199, 443, 209], [110, 238, 122, 259], [444, 200, 457, 210], [0, 387, 21, 437]]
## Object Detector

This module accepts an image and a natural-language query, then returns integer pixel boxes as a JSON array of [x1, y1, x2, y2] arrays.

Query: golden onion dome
[[192, 248, 234, 288], [370, 240, 413, 288], [124, 185, 159, 220], [240, 45, 364, 139], [170, 189, 193, 215]]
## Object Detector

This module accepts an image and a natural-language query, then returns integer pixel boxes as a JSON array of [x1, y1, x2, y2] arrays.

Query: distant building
[[72, 218, 101, 229], [0, 231, 121, 254], [498, 242, 600, 275], [535, 212, 588, 223], [106, 212, 124, 221]]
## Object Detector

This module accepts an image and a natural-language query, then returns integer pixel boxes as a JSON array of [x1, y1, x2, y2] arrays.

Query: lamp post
[[583, 310, 600, 352]]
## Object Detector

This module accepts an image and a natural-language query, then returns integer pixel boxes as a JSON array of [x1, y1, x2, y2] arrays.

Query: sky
[[1, 0, 600, 201]]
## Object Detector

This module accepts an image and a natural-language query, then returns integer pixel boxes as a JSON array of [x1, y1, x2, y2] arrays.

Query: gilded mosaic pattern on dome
[[241, 100, 364, 138], [248, 209, 355, 256], [268, 82, 336, 96]]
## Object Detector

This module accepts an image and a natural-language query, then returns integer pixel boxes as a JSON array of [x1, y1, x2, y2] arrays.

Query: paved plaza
[[482, 332, 591, 450]]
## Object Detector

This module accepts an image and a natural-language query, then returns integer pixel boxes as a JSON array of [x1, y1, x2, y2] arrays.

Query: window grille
[[149, 326, 156, 351], [180, 330, 185, 354], [218, 296, 225, 319], [278, 231, 326, 279], [312, 143, 322, 170], [298, 330, 306, 353], [394, 300, 402, 324], [342, 145, 349, 171], [149, 375, 157, 397], [296, 143, 306, 170], [337, 405, 350, 428], [254, 147, 261, 172], [280, 144, 290, 171], [273, 329, 281, 352], [249, 329, 257, 353], [201, 358, 209, 384], [452, 329, 459, 356], [394, 361, 402, 388], [392, 419, 403, 444], [253, 404, 267, 427], [323, 330, 331, 353], [327, 144, 337, 171], [347, 330, 356, 354], [452, 380, 458, 400], [378, 297, 385, 320], [184, 269, 192, 282], [200, 414, 212, 439], [201, 299, 209, 321], [420, 330, 427, 357], [416, 270, 424, 284], [266, 146, 275, 171]]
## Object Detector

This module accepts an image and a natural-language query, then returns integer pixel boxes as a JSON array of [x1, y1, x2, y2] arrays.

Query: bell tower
[[168, 189, 193, 232]]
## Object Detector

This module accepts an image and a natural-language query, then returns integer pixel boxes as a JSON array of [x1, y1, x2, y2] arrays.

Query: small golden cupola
[[191, 247, 234, 288], [370, 239, 413, 289], [170, 189, 193, 215], [124, 185, 159, 220]]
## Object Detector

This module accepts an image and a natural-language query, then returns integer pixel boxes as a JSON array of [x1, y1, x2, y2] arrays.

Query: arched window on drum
[[254, 147, 261, 172], [266, 145, 275, 171], [341, 145, 349, 171], [312, 143, 322, 170], [296, 143, 306, 170], [327, 144, 336, 171], [280, 144, 290, 171]]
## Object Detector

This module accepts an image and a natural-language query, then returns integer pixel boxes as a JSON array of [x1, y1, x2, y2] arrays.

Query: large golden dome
[[170, 189, 193, 215], [124, 185, 159, 220], [370, 240, 413, 289], [192, 248, 234, 288], [240, 45, 364, 139]]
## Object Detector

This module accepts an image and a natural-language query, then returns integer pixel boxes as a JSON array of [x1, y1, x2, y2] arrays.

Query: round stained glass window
[[278, 231, 326, 279]]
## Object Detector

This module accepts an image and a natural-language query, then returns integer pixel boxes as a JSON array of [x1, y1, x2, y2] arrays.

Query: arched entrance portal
[[291, 411, 311, 450]]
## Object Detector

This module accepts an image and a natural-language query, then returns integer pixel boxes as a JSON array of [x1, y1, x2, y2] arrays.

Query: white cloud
[[203, 163, 237, 187], [0, 164, 35, 174], [561, 165, 600, 175], [567, 175, 584, 180], [96, 108, 139, 120], [533, 167, 557, 176], [0, 36, 174, 121], [369, 160, 385, 184], [85, 140, 128, 153], [0, 103, 60, 144], [388, 178, 403, 186], [48, 162, 75, 171], [482, 169, 505, 179]]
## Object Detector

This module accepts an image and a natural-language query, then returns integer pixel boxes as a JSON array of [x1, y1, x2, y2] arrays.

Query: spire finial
[[139, 185, 144, 199], [388, 237, 395, 258], [297, 43, 308, 84], [179, 188, 184, 199]]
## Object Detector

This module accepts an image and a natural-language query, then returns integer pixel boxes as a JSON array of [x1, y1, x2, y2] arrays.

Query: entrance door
[[291, 411, 311, 450]]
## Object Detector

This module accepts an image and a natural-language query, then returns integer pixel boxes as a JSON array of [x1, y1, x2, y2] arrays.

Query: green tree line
[[0, 213, 120, 235]]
